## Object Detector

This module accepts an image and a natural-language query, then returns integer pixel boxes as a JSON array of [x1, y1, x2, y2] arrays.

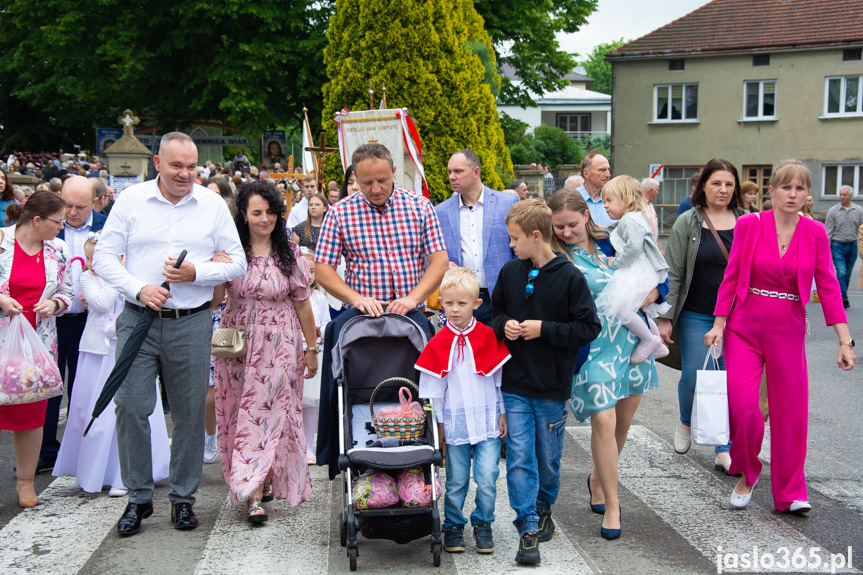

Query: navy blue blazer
[[56, 210, 107, 242], [434, 185, 518, 294]]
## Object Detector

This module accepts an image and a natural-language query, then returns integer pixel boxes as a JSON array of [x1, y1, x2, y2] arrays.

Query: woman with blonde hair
[[705, 159, 855, 515]]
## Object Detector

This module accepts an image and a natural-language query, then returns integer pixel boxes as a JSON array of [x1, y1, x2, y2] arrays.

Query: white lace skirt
[[595, 254, 671, 325]]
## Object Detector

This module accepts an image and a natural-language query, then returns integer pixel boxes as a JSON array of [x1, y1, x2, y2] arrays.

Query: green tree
[[473, 0, 598, 106], [322, 0, 513, 202], [582, 39, 628, 95], [0, 0, 333, 150]]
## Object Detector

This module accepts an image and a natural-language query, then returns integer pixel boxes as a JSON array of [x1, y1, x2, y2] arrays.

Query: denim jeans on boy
[[443, 438, 501, 530], [830, 240, 856, 301], [502, 393, 566, 535], [677, 309, 731, 454]]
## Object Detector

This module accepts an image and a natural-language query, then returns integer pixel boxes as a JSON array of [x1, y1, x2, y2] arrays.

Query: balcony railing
[[564, 130, 609, 141]]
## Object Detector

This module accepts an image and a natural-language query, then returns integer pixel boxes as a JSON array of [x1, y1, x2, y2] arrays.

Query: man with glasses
[[38, 176, 107, 473]]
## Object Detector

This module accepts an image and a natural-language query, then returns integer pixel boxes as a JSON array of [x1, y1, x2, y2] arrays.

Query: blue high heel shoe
[[587, 474, 606, 514], [600, 507, 621, 540]]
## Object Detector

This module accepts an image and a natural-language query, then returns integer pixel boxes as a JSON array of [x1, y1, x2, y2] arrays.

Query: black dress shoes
[[171, 502, 199, 530], [117, 501, 154, 537], [35, 458, 56, 474]]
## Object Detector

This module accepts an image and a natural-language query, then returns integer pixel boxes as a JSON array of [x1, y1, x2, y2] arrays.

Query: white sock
[[302, 407, 317, 456]]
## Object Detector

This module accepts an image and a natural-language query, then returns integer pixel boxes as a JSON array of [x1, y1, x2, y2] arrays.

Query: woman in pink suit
[[705, 160, 855, 515]]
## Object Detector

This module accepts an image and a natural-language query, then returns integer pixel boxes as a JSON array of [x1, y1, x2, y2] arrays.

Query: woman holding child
[[549, 188, 661, 540]]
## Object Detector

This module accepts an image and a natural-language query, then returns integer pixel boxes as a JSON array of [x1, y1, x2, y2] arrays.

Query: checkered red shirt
[[315, 187, 446, 306]]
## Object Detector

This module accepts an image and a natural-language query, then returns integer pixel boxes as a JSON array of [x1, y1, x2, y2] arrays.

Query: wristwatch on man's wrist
[[135, 286, 145, 302], [840, 339, 855, 348]]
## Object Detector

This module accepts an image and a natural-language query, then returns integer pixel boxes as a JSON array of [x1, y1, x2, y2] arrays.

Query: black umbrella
[[83, 250, 187, 437]]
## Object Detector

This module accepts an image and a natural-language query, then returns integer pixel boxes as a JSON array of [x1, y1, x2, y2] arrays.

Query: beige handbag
[[210, 253, 268, 358], [211, 327, 247, 358]]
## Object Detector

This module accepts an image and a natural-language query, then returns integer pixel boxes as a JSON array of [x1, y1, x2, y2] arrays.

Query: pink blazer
[[714, 211, 847, 326]]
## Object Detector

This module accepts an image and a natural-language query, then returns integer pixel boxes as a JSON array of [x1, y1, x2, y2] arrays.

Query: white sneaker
[[714, 452, 732, 474], [203, 433, 218, 464], [108, 487, 128, 497], [673, 425, 691, 454], [730, 478, 758, 508], [789, 500, 811, 515]]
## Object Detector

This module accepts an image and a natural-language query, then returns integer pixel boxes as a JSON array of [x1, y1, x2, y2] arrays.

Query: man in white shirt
[[641, 177, 661, 244], [435, 150, 518, 324], [286, 175, 318, 228], [576, 151, 615, 227], [94, 132, 246, 537]]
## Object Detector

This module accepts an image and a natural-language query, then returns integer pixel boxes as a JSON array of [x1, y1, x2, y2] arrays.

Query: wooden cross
[[304, 132, 339, 193], [279, 155, 307, 185], [117, 109, 140, 137]]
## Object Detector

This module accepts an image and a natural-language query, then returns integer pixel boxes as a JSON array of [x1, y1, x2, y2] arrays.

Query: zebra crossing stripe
[[450, 461, 596, 575], [0, 476, 125, 575], [193, 465, 332, 575], [567, 426, 860, 574]]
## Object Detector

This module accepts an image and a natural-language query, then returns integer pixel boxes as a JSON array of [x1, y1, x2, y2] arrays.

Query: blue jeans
[[830, 240, 856, 300], [502, 393, 566, 535], [443, 438, 501, 529], [677, 309, 731, 454]]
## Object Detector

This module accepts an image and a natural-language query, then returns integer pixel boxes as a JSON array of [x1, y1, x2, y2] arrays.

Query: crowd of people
[[0, 135, 857, 566]]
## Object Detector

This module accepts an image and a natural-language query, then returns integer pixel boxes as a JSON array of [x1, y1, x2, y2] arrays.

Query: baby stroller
[[332, 313, 443, 571]]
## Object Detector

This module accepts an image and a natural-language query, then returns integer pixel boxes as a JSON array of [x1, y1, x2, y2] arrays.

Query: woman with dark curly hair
[[212, 180, 318, 525]]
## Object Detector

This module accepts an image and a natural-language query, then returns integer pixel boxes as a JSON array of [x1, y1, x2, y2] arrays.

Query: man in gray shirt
[[825, 185, 863, 307]]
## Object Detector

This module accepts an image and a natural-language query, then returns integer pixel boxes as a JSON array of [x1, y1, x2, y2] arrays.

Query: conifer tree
[[322, 0, 514, 202]]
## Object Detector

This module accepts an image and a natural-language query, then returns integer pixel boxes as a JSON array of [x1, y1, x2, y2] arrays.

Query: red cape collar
[[415, 317, 510, 377]]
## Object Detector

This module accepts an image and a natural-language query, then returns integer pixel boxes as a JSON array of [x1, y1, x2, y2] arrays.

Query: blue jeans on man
[[502, 393, 566, 535], [830, 240, 856, 302], [677, 309, 731, 454], [443, 438, 500, 530]]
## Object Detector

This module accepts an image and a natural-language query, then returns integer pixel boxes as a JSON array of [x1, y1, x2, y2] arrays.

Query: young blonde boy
[[416, 267, 511, 555], [491, 199, 600, 565]]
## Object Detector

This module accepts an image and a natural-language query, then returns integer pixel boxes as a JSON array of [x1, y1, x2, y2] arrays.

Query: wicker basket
[[370, 377, 427, 440]]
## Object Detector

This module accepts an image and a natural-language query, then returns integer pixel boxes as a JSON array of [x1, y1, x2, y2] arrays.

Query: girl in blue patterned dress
[[549, 190, 661, 541]]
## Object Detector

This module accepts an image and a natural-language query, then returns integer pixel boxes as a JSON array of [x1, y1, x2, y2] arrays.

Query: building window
[[753, 54, 770, 66], [843, 48, 862, 61], [825, 76, 863, 116], [654, 84, 698, 121], [556, 113, 591, 138], [744, 80, 777, 119], [658, 166, 701, 205], [668, 59, 685, 71], [823, 164, 862, 197]]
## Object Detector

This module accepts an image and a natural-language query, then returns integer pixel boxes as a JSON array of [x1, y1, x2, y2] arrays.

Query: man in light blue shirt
[[576, 151, 615, 227]]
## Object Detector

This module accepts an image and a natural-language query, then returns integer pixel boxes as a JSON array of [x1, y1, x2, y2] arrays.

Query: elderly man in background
[[576, 150, 614, 226], [510, 180, 529, 201], [642, 177, 661, 244], [825, 185, 863, 308]]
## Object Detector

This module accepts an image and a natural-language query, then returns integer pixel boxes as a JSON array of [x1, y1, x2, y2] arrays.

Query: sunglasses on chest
[[525, 267, 539, 298]]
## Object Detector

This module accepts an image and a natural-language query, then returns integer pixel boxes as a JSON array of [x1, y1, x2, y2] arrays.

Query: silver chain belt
[[748, 287, 801, 301]]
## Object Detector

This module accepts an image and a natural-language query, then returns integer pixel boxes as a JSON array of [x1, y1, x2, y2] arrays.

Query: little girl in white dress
[[53, 233, 170, 494], [301, 250, 330, 464], [594, 176, 671, 364]]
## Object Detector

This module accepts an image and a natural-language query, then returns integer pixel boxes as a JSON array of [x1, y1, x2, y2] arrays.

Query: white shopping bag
[[691, 347, 729, 446]]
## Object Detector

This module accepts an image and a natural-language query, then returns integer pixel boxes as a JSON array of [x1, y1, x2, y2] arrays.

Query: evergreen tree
[[322, 0, 513, 202]]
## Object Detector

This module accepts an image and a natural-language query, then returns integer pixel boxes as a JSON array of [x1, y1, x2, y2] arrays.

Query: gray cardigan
[[608, 212, 668, 272]]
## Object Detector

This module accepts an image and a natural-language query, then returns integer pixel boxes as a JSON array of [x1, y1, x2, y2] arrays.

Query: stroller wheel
[[348, 547, 358, 571], [432, 542, 441, 567], [340, 512, 347, 547]]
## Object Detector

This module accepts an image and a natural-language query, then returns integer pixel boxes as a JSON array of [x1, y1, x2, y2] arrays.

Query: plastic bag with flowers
[[0, 315, 63, 405]]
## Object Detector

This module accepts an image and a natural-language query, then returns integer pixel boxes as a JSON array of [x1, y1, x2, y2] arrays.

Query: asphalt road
[[1, 286, 861, 574]]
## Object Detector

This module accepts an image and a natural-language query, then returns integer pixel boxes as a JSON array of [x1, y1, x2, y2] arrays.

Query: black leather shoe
[[171, 502, 199, 530], [35, 458, 56, 474], [117, 501, 154, 537]]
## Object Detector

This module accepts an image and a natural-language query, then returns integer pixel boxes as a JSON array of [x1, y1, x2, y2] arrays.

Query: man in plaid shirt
[[314, 143, 448, 474], [315, 143, 448, 321]]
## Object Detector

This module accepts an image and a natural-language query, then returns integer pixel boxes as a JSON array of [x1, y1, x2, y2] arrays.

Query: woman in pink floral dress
[[213, 181, 318, 525]]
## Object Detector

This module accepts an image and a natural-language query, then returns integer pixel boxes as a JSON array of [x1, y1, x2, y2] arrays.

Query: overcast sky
[[558, 0, 712, 60]]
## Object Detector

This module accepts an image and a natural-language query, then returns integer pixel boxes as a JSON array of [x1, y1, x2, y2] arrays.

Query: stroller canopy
[[332, 313, 427, 379]]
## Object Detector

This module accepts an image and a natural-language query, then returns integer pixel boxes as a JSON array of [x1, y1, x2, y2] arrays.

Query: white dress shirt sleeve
[[190, 200, 247, 286], [92, 192, 143, 302]]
